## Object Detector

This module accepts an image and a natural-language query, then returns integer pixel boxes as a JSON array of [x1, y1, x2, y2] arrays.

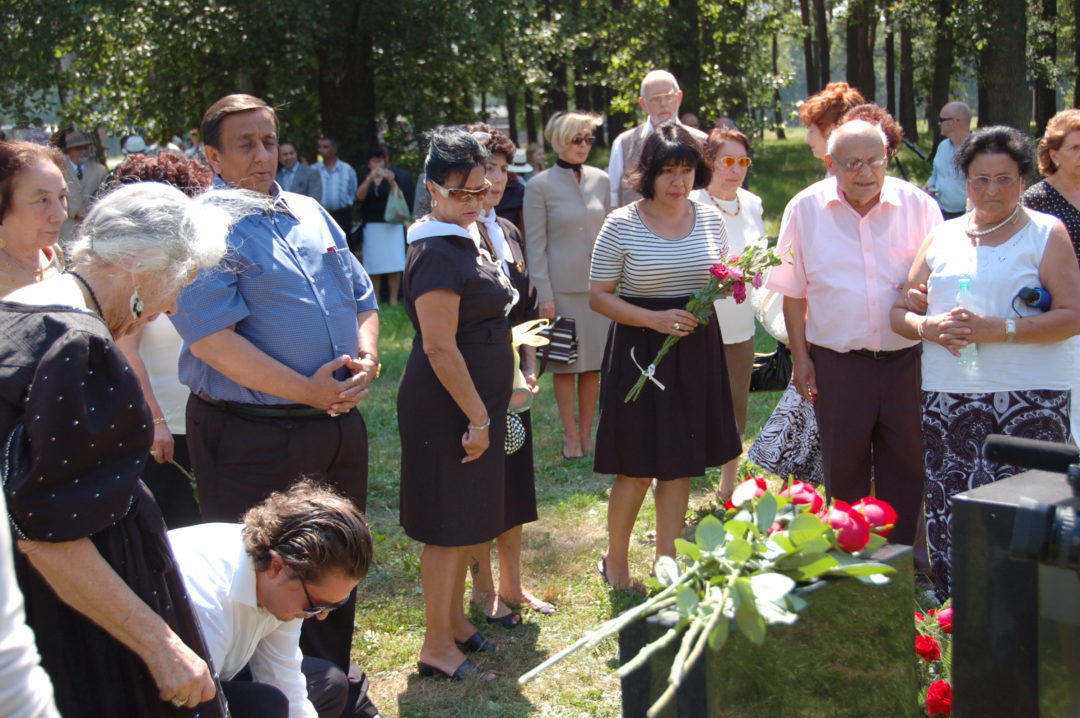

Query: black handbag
[[749, 342, 792, 393], [536, 316, 577, 375]]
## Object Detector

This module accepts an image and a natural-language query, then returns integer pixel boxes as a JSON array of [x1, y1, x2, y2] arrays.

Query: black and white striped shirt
[[590, 202, 729, 297]]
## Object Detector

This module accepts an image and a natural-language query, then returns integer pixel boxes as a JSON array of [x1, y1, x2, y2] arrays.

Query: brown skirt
[[593, 295, 741, 481]]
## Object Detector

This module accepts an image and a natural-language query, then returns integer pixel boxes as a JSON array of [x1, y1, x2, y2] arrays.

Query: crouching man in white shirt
[[168, 480, 379, 718]]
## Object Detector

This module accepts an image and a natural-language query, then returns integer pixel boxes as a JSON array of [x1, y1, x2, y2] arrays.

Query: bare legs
[[718, 441, 742, 502], [553, 370, 600, 458], [419, 543, 489, 674], [604, 475, 691, 589], [370, 273, 401, 307], [468, 525, 554, 616]]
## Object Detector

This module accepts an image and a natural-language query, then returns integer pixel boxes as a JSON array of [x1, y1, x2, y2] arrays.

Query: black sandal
[[418, 657, 486, 681], [456, 632, 498, 653], [485, 610, 522, 629]]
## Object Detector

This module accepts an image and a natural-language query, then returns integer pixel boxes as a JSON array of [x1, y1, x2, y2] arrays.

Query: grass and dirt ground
[[353, 127, 937, 717]]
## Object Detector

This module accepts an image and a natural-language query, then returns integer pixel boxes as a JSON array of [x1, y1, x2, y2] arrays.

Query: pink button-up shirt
[[767, 176, 943, 353]]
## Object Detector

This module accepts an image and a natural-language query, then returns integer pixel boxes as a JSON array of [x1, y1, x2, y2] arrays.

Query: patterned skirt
[[922, 389, 1069, 601], [747, 381, 824, 484]]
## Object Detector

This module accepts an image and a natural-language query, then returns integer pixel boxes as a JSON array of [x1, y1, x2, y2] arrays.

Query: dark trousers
[[328, 207, 354, 239], [140, 433, 201, 529], [223, 658, 380, 718], [810, 344, 925, 547], [186, 394, 368, 671]]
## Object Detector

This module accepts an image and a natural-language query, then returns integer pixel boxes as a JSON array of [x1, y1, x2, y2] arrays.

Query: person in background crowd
[[380, 145, 415, 215], [493, 146, 527, 234], [172, 94, 379, 703], [892, 126, 1080, 600], [355, 146, 406, 306], [122, 135, 148, 156], [768, 120, 942, 554], [110, 151, 214, 530], [680, 112, 701, 130], [607, 70, 707, 208], [525, 111, 611, 460], [689, 128, 767, 501], [0, 142, 67, 297], [798, 81, 865, 161], [528, 143, 546, 176], [277, 142, 322, 204], [169, 480, 381, 718], [1025, 109, 1080, 443], [58, 129, 108, 248], [315, 136, 358, 236], [925, 102, 972, 219], [3, 181, 258, 717], [398, 127, 511, 680], [467, 127, 553, 625], [507, 148, 534, 184], [590, 122, 740, 590]]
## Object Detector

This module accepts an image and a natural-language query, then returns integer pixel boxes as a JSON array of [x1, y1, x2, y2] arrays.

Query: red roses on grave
[[926, 680, 952, 715], [916, 635, 942, 662]]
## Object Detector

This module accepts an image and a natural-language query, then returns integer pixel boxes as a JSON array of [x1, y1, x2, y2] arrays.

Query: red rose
[[732, 282, 747, 304], [727, 255, 741, 264], [915, 612, 925, 622], [916, 635, 942, 662], [751, 272, 764, 289], [926, 680, 952, 715], [936, 606, 953, 634], [779, 480, 824, 513], [725, 477, 768, 509], [709, 264, 730, 280], [851, 497, 898, 537], [821, 500, 871, 552]]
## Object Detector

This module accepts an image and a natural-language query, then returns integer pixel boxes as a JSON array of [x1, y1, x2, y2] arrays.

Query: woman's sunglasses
[[569, 135, 596, 146], [430, 178, 493, 203], [717, 156, 752, 169]]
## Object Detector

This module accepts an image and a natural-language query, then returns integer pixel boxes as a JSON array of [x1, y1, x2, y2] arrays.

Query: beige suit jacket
[[523, 164, 610, 303], [60, 160, 109, 246]]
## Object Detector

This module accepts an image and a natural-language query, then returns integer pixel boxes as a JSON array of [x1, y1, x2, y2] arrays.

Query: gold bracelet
[[152, 417, 168, 425], [468, 418, 491, 431]]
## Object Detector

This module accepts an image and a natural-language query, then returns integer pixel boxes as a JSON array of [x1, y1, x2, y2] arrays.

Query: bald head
[[939, 102, 972, 141], [826, 119, 887, 158], [825, 120, 889, 214], [638, 70, 682, 125]]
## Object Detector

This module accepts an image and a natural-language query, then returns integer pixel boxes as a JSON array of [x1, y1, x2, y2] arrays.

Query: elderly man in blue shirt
[[172, 93, 379, 706]]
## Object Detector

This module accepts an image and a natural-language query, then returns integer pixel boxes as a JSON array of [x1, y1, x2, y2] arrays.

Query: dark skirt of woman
[[398, 332, 513, 547], [593, 295, 741, 481]]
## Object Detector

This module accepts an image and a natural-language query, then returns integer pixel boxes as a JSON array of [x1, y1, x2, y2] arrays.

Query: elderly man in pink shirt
[[767, 120, 943, 546]]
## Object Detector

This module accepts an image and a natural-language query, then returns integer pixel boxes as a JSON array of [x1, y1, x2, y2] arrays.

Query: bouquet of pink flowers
[[624, 243, 783, 402]]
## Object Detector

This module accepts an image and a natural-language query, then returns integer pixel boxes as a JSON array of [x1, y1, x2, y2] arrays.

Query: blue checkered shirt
[[172, 181, 377, 404], [315, 160, 357, 211]]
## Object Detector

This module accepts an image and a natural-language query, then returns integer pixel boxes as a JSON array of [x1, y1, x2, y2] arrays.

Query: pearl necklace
[[965, 203, 1022, 238], [709, 192, 740, 217]]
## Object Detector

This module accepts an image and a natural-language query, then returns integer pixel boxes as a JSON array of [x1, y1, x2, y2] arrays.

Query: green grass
[[353, 132, 924, 717]]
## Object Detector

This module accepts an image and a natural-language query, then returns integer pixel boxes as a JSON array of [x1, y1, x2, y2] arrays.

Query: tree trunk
[[573, 47, 590, 111], [316, 0, 375, 166], [1032, 0, 1057, 136], [773, 33, 786, 139], [812, 0, 830, 89], [799, 0, 820, 96], [1075, 0, 1080, 108], [929, 0, 954, 147], [668, 0, 702, 117], [977, 0, 1028, 130], [524, 87, 538, 146], [885, 28, 896, 118], [845, 0, 876, 101], [540, 57, 568, 124], [899, 24, 918, 142], [506, 87, 519, 146], [591, 81, 608, 146]]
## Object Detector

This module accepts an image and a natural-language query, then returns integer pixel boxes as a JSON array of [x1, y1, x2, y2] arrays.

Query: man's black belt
[[849, 346, 915, 360], [196, 393, 330, 418]]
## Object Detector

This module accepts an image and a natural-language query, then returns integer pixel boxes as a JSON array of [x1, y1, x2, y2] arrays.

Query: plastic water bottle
[[956, 277, 978, 371]]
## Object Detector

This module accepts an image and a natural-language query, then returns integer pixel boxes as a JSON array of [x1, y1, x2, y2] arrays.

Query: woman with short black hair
[[398, 127, 513, 679], [589, 121, 741, 590]]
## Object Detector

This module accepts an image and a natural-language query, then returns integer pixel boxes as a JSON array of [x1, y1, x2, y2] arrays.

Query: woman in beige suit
[[525, 112, 611, 459]]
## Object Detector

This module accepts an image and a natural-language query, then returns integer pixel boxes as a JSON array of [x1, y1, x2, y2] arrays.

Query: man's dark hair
[[242, 479, 373, 582], [319, 136, 337, 149], [954, 125, 1035, 178], [201, 94, 278, 151], [627, 121, 710, 200], [423, 127, 488, 186]]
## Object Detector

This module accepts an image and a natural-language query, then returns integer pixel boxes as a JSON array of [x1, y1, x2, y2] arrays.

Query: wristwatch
[[1004, 318, 1016, 343]]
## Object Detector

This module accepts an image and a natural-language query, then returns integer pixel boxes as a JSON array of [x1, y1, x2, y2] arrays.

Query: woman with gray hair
[[1, 182, 259, 716]]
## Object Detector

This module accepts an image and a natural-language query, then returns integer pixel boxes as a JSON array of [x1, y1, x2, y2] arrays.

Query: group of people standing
[[2, 62, 1080, 715]]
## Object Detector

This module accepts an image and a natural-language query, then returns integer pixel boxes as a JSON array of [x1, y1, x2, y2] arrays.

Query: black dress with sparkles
[[0, 304, 226, 718], [397, 235, 515, 546], [1024, 180, 1080, 259]]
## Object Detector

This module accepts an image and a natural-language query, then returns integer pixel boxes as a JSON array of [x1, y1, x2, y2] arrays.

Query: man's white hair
[[640, 70, 679, 99], [825, 119, 888, 158]]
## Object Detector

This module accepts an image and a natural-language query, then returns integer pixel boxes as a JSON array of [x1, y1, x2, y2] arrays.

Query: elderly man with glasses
[[767, 119, 943, 551], [925, 101, 972, 219], [168, 481, 381, 718], [606, 69, 706, 207]]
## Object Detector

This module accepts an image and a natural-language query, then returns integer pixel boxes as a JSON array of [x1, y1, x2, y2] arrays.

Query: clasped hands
[[307, 353, 379, 415], [919, 308, 1000, 357]]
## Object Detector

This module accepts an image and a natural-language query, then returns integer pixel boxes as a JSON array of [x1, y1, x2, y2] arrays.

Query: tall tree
[[1031, 0, 1057, 136], [799, 0, 820, 96], [845, 0, 877, 100], [899, 23, 918, 141], [812, 0, 830, 88], [975, 0, 1027, 129], [928, 0, 955, 147]]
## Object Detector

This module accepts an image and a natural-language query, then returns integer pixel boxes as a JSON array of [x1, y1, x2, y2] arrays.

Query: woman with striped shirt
[[589, 122, 741, 589]]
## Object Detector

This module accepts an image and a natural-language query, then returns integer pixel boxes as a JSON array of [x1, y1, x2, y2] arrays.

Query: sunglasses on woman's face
[[717, 156, 752, 169], [569, 135, 595, 146], [430, 178, 492, 203]]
